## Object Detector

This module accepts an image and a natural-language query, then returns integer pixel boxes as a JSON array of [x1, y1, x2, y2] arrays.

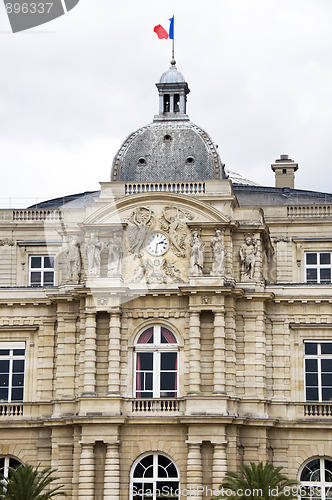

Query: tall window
[[0, 343, 25, 402], [131, 453, 179, 500], [134, 326, 178, 399], [300, 458, 332, 500], [0, 456, 23, 478], [29, 255, 55, 287], [305, 252, 332, 284], [304, 342, 332, 402]]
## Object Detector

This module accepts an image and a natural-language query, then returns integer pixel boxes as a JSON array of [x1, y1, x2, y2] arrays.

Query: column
[[82, 312, 97, 396], [213, 310, 226, 394], [54, 312, 77, 399], [186, 442, 203, 500], [108, 310, 121, 395], [79, 443, 95, 499], [188, 310, 202, 395], [104, 442, 120, 499], [212, 442, 228, 490], [180, 94, 186, 114], [169, 94, 174, 113], [225, 301, 237, 397]]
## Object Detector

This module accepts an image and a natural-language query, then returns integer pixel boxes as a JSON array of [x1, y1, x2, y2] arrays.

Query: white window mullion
[[154, 352, 160, 398], [8, 354, 13, 403], [318, 356, 322, 402]]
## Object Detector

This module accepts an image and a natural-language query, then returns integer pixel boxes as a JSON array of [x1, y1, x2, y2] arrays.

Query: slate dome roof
[[159, 61, 185, 84], [111, 120, 226, 182]]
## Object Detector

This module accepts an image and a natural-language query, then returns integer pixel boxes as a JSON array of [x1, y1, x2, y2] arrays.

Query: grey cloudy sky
[[1, 0, 332, 207]]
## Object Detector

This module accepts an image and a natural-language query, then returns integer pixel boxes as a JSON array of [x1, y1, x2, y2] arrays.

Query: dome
[[159, 60, 185, 84], [111, 121, 226, 182]]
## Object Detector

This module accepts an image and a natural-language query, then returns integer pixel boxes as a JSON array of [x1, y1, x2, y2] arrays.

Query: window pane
[[161, 328, 177, 344], [133, 463, 145, 478], [306, 253, 317, 265], [306, 387, 319, 401], [322, 344, 332, 355], [13, 360, 24, 373], [300, 459, 320, 481], [13, 350, 25, 356], [0, 457, 4, 476], [306, 268, 317, 283], [30, 256, 41, 268], [305, 343, 317, 355], [320, 268, 331, 283], [156, 482, 179, 499], [160, 372, 176, 391], [138, 353, 153, 371], [43, 272, 54, 285], [0, 374, 9, 387], [322, 373, 332, 386], [145, 373, 153, 390], [0, 388, 9, 401], [305, 359, 318, 372], [12, 374, 24, 386], [161, 353, 177, 371], [0, 360, 9, 373], [44, 256, 54, 268], [158, 465, 168, 478], [137, 328, 154, 344], [306, 373, 318, 386], [0, 350, 9, 356], [322, 388, 332, 401], [325, 460, 332, 482], [11, 388, 23, 401], [30, 272, 41, 285], [320, 253, 331, 265], [321, 359, 332, 372]]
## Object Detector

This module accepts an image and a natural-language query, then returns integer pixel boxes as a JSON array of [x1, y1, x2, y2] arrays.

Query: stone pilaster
[[54, 311, 77, 399], [188, 310, 202, 395], [186, 441, 203, 500], [108, 310, 121, 395], [79, 442, 95, 499], [243, 306, 266, 398], [225, 300, 237, 396], [82, 312, 97, 396], [212, 442, 228, 490], [104, 442, 120, 499], [213, 310, 226, 394]]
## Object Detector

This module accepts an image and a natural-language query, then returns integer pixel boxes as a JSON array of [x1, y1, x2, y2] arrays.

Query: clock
[[146, 232, 169, 256]]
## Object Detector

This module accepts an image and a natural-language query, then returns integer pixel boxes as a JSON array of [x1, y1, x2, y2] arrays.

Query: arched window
[[134, 326, 178, 399], [300, 457, 332, 500], [130, 453, 179, 500], [0, 456, 23, 478]]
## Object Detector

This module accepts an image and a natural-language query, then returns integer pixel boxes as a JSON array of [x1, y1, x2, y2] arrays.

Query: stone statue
[[64, 235, 82, 283], [210, 229, 227, 276], [159, 206, 193, 257], [86, 233, 104, 277], [239, 236, 257, 280], [189, 230, 205, 276], [107, 231, 123, 277], [127, 207, 154, 257]]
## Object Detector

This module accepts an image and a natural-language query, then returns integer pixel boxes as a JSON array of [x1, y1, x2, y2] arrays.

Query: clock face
[[146, 232, 169, 256]]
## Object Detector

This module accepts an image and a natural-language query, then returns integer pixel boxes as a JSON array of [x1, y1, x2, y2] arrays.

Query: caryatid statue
[[86, 232, 104, 277]]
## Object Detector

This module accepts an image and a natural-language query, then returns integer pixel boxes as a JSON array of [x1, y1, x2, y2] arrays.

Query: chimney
[[271, 155, 298, 189]]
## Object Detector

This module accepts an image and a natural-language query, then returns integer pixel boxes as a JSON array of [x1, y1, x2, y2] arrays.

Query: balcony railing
[[287, 205, 332, 218], [125, 182, 205, 196], [131, 399, 181, 413], [13, 209, 63, 221], [304, 404, 332, 417], [0, 404, 23, 417]]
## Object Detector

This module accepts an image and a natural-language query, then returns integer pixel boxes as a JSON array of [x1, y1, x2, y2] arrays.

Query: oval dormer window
[[186, 156, 195, 165], [164, 134, 172, 143], [138, 157, 147, 167]]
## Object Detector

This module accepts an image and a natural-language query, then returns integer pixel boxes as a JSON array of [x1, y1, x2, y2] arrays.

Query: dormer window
[[137, 157, 147, 167], [186, 156, 195, 165], [164, 134, 172, 143]]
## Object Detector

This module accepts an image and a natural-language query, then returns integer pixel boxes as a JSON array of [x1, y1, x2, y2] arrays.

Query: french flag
[[154, 16, 174, 39]]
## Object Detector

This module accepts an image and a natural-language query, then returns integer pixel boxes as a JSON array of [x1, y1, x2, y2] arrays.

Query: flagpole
[[172, 14, 175, 61]]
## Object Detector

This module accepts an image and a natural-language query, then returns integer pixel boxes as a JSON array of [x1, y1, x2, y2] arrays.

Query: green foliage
[[212, 461, 299, 500], [0, 464, 67, 500]]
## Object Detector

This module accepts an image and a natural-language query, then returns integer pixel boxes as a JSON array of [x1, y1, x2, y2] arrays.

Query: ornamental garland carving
[[132, 258, 184, 284]]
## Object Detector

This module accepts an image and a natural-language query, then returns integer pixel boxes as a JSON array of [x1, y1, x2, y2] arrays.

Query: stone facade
[[1, 63, 332, 499]]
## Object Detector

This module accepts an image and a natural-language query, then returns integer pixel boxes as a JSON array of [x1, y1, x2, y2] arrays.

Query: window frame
[[130, 452, 180, 500], [0, 342, 25, 403], [305, 251, 332, 284], [134, 325, 179, 399], [304, 341, 332, 402], [0, 456, 24, 478], [299, 457, 332, 500], [28, 255, 55, 287]]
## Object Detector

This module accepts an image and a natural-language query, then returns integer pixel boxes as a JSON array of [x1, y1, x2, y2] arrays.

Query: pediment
[[83, 192, 230, 227]]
